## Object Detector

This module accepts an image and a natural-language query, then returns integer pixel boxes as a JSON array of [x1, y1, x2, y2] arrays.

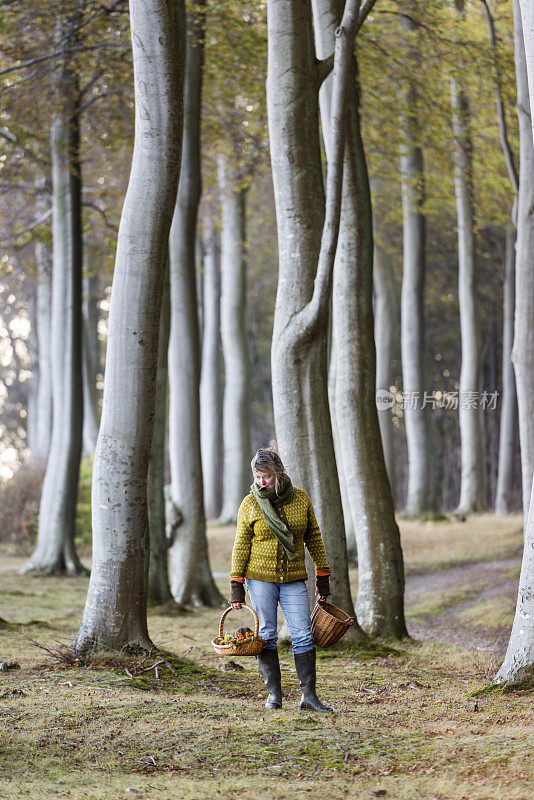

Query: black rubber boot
[[257, 648, 282, 709], [294, 648, 334, 712]]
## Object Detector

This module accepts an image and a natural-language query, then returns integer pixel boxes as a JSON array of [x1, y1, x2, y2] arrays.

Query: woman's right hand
[[229, 580, 246, 607], [231, 602, 244, 610]]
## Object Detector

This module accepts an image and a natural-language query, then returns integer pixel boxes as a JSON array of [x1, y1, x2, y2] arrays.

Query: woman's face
[[253, 470, 276, 490]]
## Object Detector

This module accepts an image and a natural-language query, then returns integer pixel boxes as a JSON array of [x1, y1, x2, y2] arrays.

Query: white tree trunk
[[313, 0, 407, 638], [74, 0, 183, 652], [399, 14, 435, 516], [514, 0, 534, 518], [82, 274, 100, 455], [495, 226, 518, 514], [22, 38, 84, 575], [267, 0, 364, 630], [217, 155, 252, 524], [167, 0, 222, 606], [33, 240, 53, 464], [200, 218, 223, 519], [494, 474, 534, 685]]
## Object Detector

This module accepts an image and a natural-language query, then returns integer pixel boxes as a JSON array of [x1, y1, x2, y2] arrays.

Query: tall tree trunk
[[373, 241, 397, 499], [451, 0, 483, 514], [33, 239, 53, 464], [494, 473, 534, 685], [313, 0, 407, 638], [399, 11, 435, 516], [167, 0, 222, 606], [513, 0, 534, 518], [495, 227, 518, 513], [74, 0, 183, 652], [22, 29, 84, 575], [148, 267, 173, 603], [217, 156, 252, 524], [267, 0, 363, 630], [200, 217, 223, 519], [82, 274, 100, 455]]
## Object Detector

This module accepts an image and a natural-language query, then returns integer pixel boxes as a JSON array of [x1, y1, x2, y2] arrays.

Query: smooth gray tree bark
[[200, 217, 223, 519], [33, 239, 53, 464], [148, 267, 173, 603], [82, 274, 100, 455], [513, 0, 534, 518], [267, 0, 364, 631], [313, 0, 407, 638], [451, 0, 483, 514], [374, 241, 397, 497], [399, 10, 435, 516], [22, 28, 84, 575], [74, 0, 183, 652], [217, 155, 252, 524], [168, 0, 222, 606]]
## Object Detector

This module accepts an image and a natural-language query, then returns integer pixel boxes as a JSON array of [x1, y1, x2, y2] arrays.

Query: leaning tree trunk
[[451, 0, 483, 514], [148, 267, 173, 603], [74, 0, 183, 652], [374, 241, 397, 498], [217, 156, 252, 524], [513, 0, 534, 518], [494, 473, 534, 685], [168, 0, 222, 606], [33, 239, 53, 464], [22, 36, 84, 575], [495, 226, 518, 513], [313, 0, 407, 638], [200, 217, 223, 519], [82, 274, 100, 455], [399, 12, 435, 516], [267, 0, 363, 630]]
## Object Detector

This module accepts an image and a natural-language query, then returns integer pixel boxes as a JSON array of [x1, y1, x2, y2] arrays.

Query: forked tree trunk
[[33, 239, 53, 464], [82, 274, 100, 455], [495, 226, 518, 513], [217, 156, 252, 524], [374, 242, 397, 498], [451, 0, 483, 514], [267, 0, 363, 631], [148, 268, 173, 603], [494, 474, 534, 685], [513, 0, 534, 518], [399, 10, 435, 516], [22, 35, 84, 575], [168, 0, 222, 606], [200, 218, 223, 519], [313, 0, 407, 638], [74, 0, 183, 652]]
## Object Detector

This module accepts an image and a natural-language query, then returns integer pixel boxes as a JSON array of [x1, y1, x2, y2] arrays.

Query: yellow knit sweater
[[230, 487, 331, 583]]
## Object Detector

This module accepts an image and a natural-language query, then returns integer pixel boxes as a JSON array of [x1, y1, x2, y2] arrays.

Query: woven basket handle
[[219, 604, 260, 639], [317, 599, 356, 625]]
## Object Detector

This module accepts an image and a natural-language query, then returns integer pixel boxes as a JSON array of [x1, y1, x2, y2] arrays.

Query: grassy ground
[[1, 514, 532, 800]]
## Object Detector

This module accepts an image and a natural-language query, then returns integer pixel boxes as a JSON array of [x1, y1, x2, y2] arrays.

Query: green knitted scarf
[[250, 475, 297, 560]]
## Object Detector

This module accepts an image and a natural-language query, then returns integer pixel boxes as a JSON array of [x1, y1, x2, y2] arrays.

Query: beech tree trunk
[[82, 274, 100, 455], [74, 0, 183, 652], [23, 31, 84, 575], [200, 218, 223, 519], [513, 0, 534, 518], [399, 11, 435, 516], [217, 155, 252, 524], [495, 226, 518, 513], [451, 0, 483, 514], [168, 0, 222, 606], [148, 268, 173, 603], [313, 0, 407, 638], [267, 0, 363, 630], [33, 239, 53, 464]]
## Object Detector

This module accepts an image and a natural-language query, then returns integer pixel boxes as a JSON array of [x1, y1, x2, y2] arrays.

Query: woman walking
[[229, 448, 333, 712]]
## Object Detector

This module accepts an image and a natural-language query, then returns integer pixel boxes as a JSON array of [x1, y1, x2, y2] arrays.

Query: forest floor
[[0, 513, 532, 800]]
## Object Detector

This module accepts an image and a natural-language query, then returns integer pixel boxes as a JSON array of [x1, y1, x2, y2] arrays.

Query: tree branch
[[356, 0, 379, 33], [0, 128, 49, 168], [316, 53, 335, 87], [1, 207, 52, 246], [82, 201, 118, 231]]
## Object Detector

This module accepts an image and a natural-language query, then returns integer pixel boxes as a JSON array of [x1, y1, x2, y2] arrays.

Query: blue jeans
[[245, 579, 314, 655]]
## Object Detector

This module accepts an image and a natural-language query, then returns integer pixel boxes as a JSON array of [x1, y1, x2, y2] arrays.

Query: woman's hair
[[251, 448, 288, 495]]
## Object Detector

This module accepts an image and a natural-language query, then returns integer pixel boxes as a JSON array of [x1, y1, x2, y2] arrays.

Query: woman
[[229, 448, 333, 712]]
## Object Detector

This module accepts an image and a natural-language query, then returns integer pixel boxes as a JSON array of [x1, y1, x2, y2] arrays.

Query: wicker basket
[[211, 604, 264, 656], [311, 599, 355, 648]]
